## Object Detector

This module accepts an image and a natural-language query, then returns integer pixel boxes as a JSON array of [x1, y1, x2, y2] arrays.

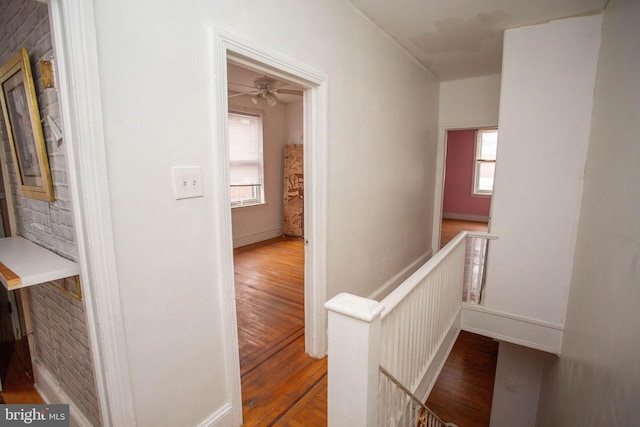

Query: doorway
[[439, 128, 497, 247], [212, 30, 328, 424], [226, 59, 323, 422]]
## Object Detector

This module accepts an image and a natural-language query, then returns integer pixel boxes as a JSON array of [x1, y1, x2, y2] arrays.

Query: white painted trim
[[232, 228, 283, 248], [47, 1, 136, 425], [442, 212, 490, 222], [368, 249, 433, 301], [32, 359, 93, 427], [325, 295, 383, 426], [325, 293, 385, 322], [195, 403, 234, 427], [302, 71, 329, 360], [461, 304, 564, 354], [432, 121, 498, 254], [212, 27, 329, 425]]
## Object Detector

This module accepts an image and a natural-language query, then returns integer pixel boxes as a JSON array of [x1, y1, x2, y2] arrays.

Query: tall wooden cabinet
[[283, 144, 303, 237]]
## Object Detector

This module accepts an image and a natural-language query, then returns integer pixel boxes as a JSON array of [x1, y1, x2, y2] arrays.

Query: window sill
[[231, 201, 266, 209]]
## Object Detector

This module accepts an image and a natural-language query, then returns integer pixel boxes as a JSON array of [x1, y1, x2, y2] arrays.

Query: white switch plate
[[172, 166, 204, 200]]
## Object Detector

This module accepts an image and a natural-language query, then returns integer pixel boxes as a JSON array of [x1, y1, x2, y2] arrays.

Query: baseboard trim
[[32, 359, 94, 427], [232, 228, 282, 248], [369, 249, 433, 301], [195, 402, 233, 427], [461, 304, 563, 355], [442, 213, 489, 222]]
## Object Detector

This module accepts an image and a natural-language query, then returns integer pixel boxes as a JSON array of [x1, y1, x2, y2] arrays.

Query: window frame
[[472, 128, 498, 196], [228, 109, 265, 208]]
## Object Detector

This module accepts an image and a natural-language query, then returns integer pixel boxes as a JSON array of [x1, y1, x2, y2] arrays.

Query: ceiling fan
[[228, 76, 303, 107]]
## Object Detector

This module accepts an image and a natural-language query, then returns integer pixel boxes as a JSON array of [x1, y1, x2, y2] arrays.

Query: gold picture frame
[[0, 48, 54, 202]]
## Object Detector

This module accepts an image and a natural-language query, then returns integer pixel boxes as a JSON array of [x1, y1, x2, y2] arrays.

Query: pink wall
[[443, 129, 491, 219]]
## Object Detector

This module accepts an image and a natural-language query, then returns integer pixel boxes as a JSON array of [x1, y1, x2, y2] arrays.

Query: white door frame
[[212, 29, 328, 423], [432, 120, 498, 254], [47, 1, 136, 425]]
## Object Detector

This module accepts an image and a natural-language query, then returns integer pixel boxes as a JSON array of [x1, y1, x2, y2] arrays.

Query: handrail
[[380, 231, 467, 318], [378, 366, 449, 427], [465, 231, 498, 240], [325, 231, 467, 426]]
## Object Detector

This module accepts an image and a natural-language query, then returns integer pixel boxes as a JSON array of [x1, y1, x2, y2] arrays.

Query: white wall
[[286, 101, 304, 145], [90, 0, 438, 425], [439, 74, 501, 127], [484, 15, 602, 326], [490, 343, 550, 427], [536, 0, 640, 424]]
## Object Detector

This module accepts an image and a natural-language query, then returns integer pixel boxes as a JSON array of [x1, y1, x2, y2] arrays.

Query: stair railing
[[325, 232, 467, 426], [378, 366, 455, 427]]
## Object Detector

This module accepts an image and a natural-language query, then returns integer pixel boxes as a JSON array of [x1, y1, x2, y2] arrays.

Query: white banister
[[326, 232, 470, 426], [379, 233, 466, 395], [325, 293, 385, 427]]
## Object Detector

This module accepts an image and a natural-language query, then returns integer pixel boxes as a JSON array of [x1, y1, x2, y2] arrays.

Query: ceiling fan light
[[251, 95, 260, 105], [265, 92, 278, 107]]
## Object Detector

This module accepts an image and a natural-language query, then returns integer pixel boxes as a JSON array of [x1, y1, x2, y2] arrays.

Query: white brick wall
[[0, 1, 101, 424]]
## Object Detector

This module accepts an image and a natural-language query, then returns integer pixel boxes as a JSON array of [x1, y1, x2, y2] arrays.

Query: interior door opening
[[440, 128, 497, 248], [214, 32, 328, 424], [226, 58, 329, 423]]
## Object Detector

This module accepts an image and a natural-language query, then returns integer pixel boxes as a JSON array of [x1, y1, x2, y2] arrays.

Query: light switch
[[172, 166, 204, 200]]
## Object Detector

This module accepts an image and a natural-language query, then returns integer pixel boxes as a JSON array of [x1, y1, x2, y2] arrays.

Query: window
[[228, 111, 264, 207], [473, 129, 498, 195]]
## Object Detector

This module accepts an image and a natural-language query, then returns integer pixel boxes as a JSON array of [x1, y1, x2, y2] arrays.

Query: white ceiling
[[348, 0, 607, 81]]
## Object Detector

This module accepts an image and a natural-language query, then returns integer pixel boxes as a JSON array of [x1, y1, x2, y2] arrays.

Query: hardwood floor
[[234, 237, 327, 426], [441, 218, 489, 248], [426, 331, 499, 427], [234, 232, 497, 426], [0, 338, 44, 404]]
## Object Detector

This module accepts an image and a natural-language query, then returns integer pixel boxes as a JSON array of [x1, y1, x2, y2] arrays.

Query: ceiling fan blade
[[228, 82, 257, 89], [228, 92, 248, 98], [275, 88, 303, 96]]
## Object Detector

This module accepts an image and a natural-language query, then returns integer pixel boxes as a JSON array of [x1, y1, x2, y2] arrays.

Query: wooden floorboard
[[426, 331, 499, 427], [441, 218, 488, 248], [236, 232, 497, 426], [241, 334, 327, 426], [234, 237, 327, 426], [272, 373, 328, 427], [0, 338, 43, 404]]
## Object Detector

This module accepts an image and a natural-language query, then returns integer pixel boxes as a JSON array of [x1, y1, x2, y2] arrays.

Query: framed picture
[[0, 48, 54, 201]]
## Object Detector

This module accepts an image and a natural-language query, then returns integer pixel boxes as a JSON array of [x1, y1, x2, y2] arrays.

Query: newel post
[[325, 293, 385, 427]]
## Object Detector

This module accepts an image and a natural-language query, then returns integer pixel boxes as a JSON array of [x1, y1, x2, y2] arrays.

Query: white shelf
[[0, 236, 80, 291]]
